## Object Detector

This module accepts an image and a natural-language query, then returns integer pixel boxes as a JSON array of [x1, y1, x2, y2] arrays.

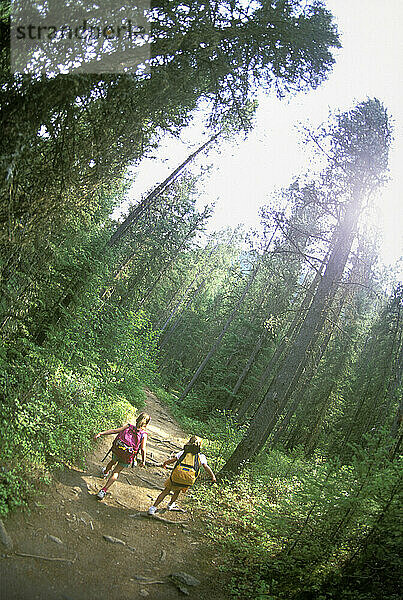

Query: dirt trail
[[0, 390, 229, 600]]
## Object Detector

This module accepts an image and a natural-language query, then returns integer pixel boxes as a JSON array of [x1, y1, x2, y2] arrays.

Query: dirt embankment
[[0, 390, 230, 600]]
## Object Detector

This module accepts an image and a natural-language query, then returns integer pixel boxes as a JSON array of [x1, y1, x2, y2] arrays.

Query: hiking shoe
[[96, 489, 107, 500], [148, 506, 157, 515], [167, 502, 178, 510]]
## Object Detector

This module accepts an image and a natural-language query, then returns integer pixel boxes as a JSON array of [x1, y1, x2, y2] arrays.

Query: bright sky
[[117, 0, 402, 279]]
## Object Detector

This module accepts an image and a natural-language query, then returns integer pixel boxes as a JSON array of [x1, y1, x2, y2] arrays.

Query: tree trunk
[[220, 193, 362, 477], [235, 262, 326, 421], [227, 329, 268, 408], [107, 132, 220, 247], [275, 277, 355, 449], [161, 281, 206, 341], [156, 244, 217, 327], [176, 237, 274, 403], [136, 218, 205, 308], [157, 245, 219, 333], [221, 278, 273, 387]]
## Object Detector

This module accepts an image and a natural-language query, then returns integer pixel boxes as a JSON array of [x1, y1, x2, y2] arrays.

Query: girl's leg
[[103, 463, 125, 491], [104, 458, 118, 474], [169, 489, 181, 504], [153, 488, 171, 507], [167, 489, 182, 508]]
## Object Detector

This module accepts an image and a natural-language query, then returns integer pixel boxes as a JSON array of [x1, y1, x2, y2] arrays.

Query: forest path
[[1, 390, 229, 600]]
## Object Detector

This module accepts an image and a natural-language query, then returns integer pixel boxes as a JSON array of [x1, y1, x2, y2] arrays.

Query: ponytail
[[183, 435, 202, 455], [136, 412, 150, 429]]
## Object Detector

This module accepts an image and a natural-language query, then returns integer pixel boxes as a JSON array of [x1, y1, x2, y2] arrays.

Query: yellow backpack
[[170, 451, 201, 487]]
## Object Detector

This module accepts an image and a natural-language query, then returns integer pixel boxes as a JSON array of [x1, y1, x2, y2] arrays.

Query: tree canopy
[[1, 4, 401, 600]]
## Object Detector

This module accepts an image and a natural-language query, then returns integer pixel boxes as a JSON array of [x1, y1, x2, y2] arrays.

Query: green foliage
[[153, 386, 245, 458], [0, 128, 209, 517], [0, 468, 36, 516], [158, 391, 401, 600], [185, 443, 401, 600], [0, 299, 157, 516], [1, 0, 340, 255], [0, 9, 400, 600]]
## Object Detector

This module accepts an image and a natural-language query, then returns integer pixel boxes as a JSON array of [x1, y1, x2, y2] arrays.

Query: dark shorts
[[111, 452, 135, 467]]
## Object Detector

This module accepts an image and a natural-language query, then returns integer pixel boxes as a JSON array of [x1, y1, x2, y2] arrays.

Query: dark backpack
[[103, 425, 145, 466]]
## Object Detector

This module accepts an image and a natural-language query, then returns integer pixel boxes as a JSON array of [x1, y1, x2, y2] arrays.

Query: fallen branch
[[128, 512, 189, 525], [114, 499, 131, 509], [24, 521, 35, 528], [14, 551, 77, 564], [154, 439, 181, 449], [152, 514, 189, 525], [162, 505, 186, 513], [135, 474, 164, 489]]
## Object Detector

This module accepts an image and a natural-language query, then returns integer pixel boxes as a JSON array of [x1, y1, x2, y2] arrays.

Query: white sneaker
[[148, 506, 157, 515]]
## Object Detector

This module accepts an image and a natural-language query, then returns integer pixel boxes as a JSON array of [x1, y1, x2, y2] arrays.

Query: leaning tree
[[220, 98, 392, 477]]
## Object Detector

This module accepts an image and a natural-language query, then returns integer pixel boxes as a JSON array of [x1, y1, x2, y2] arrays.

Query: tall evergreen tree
[[220, 99, 392, 477]]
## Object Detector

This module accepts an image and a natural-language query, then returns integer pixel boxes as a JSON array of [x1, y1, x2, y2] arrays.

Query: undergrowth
[[155, 388, 402, 600], [0, 308, 157, 517]]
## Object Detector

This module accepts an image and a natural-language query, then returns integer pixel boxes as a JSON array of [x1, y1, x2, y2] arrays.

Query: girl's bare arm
[[93, 424, 128, 439], [139, 435, 147, 466], [202, 463, 217, 482]]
